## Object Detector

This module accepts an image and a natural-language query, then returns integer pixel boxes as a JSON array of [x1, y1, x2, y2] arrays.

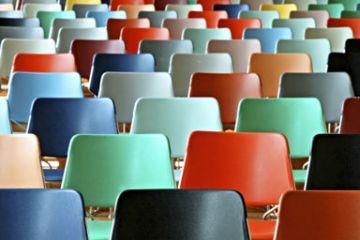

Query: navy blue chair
[[0, 189, 87, 240], [0, 17, 40, 27], [213, 4, 250, 18], [89, 53, 155, 95]]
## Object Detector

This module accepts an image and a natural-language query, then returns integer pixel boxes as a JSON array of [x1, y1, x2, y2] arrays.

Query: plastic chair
[[165, 3, 202, 18], [279, 73, 354, 123], [0, 99, 11, 133], [89, 53, 155, 95], [339, 98, 360, 133], [188, 10, 228, 28], [86, 11, 126, 27], [240, 0, 272, 10], [0, 3, 13, 10], [0, 189, 87, 240], [197, 0, 230, 11], [0, 26, 44, 43], [112, 190, 249, 240], [169, 53, 233, 96], [107, 18, 150, 39], [249, 53, 312, 97], [0, 134, 44, 188], [345, 39, 360, 52], [308, 3, 344, 18], [328, 18, 360, 38], [290, 10, 329, 28], [0, 17, 39, 27], [214, 3, 249, 18], [120, 27, 169, 53], [305, 27, 353, 52], [49, 18, 96, 41], [260, 4, 297, 19], [71, 40, 125, 79], [72, 3, 107, 17], [244, 28, 292, 53], [218, 19, 261, 39], [275, 191, 360, 240], [341, 10, 360, 18], [273, 18, 315, 40], [162, 18, 206, 39], [22, 3, 61, 18], [284, 0, 316, 11], [180, 131, 295, 240], [139, 40, 193, 71], [37, 11, 75, 38], [117, 4, 155, 18], [189, 73, 261, 125], [62, 134, 175, 240], [7, 72, 83, 123], [110, 0, 144, 11], [0, 10, 23, 18], [138, 10, 176, 27], [329, 0, 360, 10], [154, 0, 187, 10], [65, 0, 101, 10], [239, 10, 279, 28]]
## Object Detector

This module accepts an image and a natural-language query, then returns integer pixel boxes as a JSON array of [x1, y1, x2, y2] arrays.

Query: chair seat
[[86, 220, 112, 240], [248, 219, 276, 240], [293, 169, 307, 184], [43, 169, 64, 181]]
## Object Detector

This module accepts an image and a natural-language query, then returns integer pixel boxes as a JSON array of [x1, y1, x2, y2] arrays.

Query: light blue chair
[[239, 10, 279, 28], [86, 10, 126, 27], [0, 99, 11, 133], [244, 28, 292, 53], [7, 72, 83, 124], [272, 18, 316, 39]]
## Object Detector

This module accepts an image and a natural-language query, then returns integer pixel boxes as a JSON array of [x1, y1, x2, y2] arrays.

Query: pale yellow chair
[[65, 0, 101, 10], [260, 4, 297, 19]]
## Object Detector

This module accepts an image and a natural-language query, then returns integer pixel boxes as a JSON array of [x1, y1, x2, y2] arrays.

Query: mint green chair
[[341, 10, 360, 18], [235, 98, 326, 185], [329, 0, 360, 10], [272, 18, 315, 39], [308, 4, 344, 18], [62, 134, 175, 240], [239, 10, 279, 28], [36, 11, 75, 38]]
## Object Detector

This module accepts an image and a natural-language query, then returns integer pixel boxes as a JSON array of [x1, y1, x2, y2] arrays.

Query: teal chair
[[235, 98, 326, 185], [0, 99, 11, 134], [308, 3, 344, 18], [62, 134, 175, 240], [329, 0, 360, 10], [239, 10, 279, 28], [36, 11, 75, 38], [272, 18, 315, 39], [277, 39, 331, 72]]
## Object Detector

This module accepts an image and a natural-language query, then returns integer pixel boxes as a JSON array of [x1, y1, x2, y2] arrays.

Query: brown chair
[[188, 10, 228, 28], [290, 10, 329, 28], [110, 0, 144, 11], [107, 18, 150, 40], [162, 18, 206, 39], [339, 98, 360, 133], [117, 4, 155, 19]]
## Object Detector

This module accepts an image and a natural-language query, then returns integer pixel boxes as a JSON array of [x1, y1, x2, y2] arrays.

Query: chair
[[345, 39, 360, 52], [49, 18, 96, 41], [107, 18, 150, 39], [341, 10, 360, 18], [0, 99, 11, 133], [249, 53, 312, 97], [328, 18, 360, 38], [0, 39, 56, 79], [339, 98, 360, 133], [0, 3, 12, 10], [86, 11, 126, 27], [0, 134, 44, 188], [62, 134, 175, 240], [118, 4, 155, 19], [272, 18, 315, 40], [0, 189, 87, 240], [154, 0, 187, 10], [99, 72, 173, 124], [71, 40, 125, 79], [274, 191, 360, 240], [138, 10, 176, 27], [328, 0, 360, 10], [22, 3, 61, 18], [0, 17, 39, 27], [239, 10, 279, 28], [305, 27, 353, 52], [0, 10, 23, 18], [180, 131, 295, 240], [240, 0, 272, 10], [37, 11, 75, 38], [7, 72, 83, 123], [112, 190, 249, 240], [188, 10, 228, 28], [65, 0, 101, 10], [218, 19, 261, 39], [214, 3, 249, 18], [72, 3, 107, 17], [290, 10, 329, 28], [183, 28, 231, 53], [279, 73, 354, 123], [207, 39, 261, 72], [162, 18, 206, 39], [189, 73, 261, 126], [89, 53, 155, 95], [308, 3, 344, 18], [284, 0, 316, 11], [165, 3, 202, 18], [197, 0, 230, 11], [0, 26, 44, 43], [110, 0, 144, 11], [120, 27, 169, 53], [260, 4, 297, 19], [170, 53, 233, 96]]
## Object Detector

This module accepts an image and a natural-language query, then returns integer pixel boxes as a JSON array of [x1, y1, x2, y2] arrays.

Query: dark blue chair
[[213, 4, 250, 18], [0, 17, 40, 27], [27, 98, 118, 181], [89, 53, 155, 95], [0, 189, 87, 240]]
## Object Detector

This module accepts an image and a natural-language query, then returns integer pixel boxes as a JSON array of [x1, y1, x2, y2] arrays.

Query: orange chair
[[12, 53, 77, 73], [218, 18, 261, 39], [180, 131, 295, 240], [328, 18, 360, 38], [339, 98, 360, 133], [275, 191, 360, 240], [120, 27, 169, 53], [107, 19, 150, 40], [188, 10, 228, 28], [197, 0, 230, 10], [110, 0, 144, 11], [249, 53, 312, 97], [117, 4, 155, 19], [189, 73, 262, 126]]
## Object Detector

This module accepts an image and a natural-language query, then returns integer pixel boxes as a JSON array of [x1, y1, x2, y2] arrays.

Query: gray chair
[[139, 40, 193, 72], [72, 3, 108, 18], [49, 18, 96, 41], [139, 10, 177, 27], [0, 26, 43, 43], [279, 72, 354, 123], [0, 11, 23, 18]]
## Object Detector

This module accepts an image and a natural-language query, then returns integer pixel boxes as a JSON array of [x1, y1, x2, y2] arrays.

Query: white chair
[[22, 3, 61, 18]]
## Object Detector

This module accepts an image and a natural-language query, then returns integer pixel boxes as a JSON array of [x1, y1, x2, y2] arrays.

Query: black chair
[[0, 17, 39, 27], [345, 39, 360, 53], [111, 190, 250, 240]]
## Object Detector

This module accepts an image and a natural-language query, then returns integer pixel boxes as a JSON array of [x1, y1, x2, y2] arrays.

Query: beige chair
[[290, 10, 329, 28], [162, 18, 206, 39]]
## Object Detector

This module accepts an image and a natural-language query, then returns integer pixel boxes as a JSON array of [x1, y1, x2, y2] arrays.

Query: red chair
[[339, 98, 360, 133], [154, 0, 187, 10], [188, 10, 228, 28], [120, 27, 170, 53], [218, 18, 261, 39], [110, 0, 144, 11], [70, 40, 125, 79], [180, 131, 295, 240], [197, 0, 230, 10], [189, 73, 262, 126], [328, 18, 360, 38], [107, 18, 150, 39], [12, 54, 76, 73]]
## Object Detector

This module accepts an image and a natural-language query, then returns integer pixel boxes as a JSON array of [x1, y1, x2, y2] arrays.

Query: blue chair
[[213, 3, 249, 18], [86, 11, 126, 27], [243, 28, 292, 53], [0, 17, 39, 27], [0, 189, 87, 240], [89, 53, 155, 95], [0, 99, 11, 134], [27, 98, 118, 181]]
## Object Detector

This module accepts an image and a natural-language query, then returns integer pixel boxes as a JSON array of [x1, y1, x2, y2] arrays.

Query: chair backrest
[[0, 99, 11, 134], [111, 190, 250, 240], [165, 3, 202, 18], [0, 10, 23, 18], [274, 191, 360, 240], [260, 3, 297, 19], [284, 0, 316, 11], [328, 0, 360, 10], [65, 0, 101, 10], [341, 10, 360, 18], [139, 40, 193, 71], [290, 10, 329, 28], [0, 3, 12, 10], [27, 98, 118, 157], [308, 3, 344, 18], [130, 98, 223, 158], [169, 53, 233, 97], [214, 3, 249, 18], [328, 18, 360, 38], [99, 72, 174, 123], [89, 53, 155, 95], [345, 39, 360, 52], [235, 98, 326, 158], [340, 98, 360, 133], [86, 10, 126, 27], [218, 18, 261, 39], [249, 53, 312, 97], [70, 40, 125, 79], [110, 0, 144, 11], [0, 189, 87, 240], [37, 10, 76, 38], [0, 134, 43, 188], [162, 18, 206, 39], [239, 10, 279, 28], [154, 0, 187, 10], [240, 0, 272, 10], [118, 4, 155, 19], [0, 26, 43, 43], [107, 18, 150, 39], [180, 131, 295, 206], [273, 18, 315, 40], [197, 0, 230, 10], [62, 134, 175, 207], [23, 3, 61, 18], [188, 10, 228, 28], [49, 18, 96, 41], [0, 17, 39, 27], [138, 10, 177, 27], [72, 3, 108, 17]]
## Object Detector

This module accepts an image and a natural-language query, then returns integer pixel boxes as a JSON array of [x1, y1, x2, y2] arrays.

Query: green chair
[[239, 10, 279, 28], [62, 134, 175, 240], [341, 10, 360, 18], [272, 18, 315, 39], [36, 11, 75, 38], [308, 4, 344, 18], [277, 39, 331, 72], [235, 98, 326, 185], [328, 0, 360, 10]]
